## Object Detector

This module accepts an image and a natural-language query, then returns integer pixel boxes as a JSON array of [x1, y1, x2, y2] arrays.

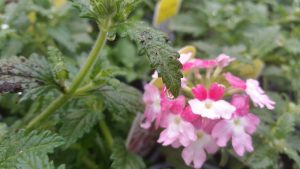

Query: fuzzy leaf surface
[[59, 98, 103, 148], [16, 152, 65, 169], [0, 55, 60, 100], [111, 140, 146, 169], [118, 22, 183, 97], [98, 81, 143, 122], [0, 130, 64, 169]]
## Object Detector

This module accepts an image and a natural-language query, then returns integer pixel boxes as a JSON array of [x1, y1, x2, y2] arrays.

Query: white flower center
[[196, 131, 204, 139], [234, 119, 241, 126], [205, 100, 213, 109], [174, 116, 181, 124]]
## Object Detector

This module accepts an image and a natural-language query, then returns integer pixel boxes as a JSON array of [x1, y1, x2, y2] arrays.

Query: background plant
[[0, 0, 300, 169]]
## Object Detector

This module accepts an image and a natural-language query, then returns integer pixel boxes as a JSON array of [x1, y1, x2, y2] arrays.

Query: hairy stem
[[26, 26, 109, 131]]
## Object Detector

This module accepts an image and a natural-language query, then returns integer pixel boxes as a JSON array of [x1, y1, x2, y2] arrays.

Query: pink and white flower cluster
[[141, 46, 275, 169]]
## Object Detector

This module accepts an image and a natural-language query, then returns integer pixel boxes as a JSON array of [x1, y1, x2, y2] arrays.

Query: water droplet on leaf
[[166, 90, 174, 100], [107, 32, 116, 41]]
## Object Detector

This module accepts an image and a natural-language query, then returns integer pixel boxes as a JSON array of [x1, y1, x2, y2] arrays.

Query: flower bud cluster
[[141, 46, 275, 169]]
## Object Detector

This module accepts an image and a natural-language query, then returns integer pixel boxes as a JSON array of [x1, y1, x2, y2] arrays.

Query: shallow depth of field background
[[1, 0, 300, 169]]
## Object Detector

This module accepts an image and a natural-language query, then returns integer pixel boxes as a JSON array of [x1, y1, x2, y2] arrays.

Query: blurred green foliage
[[0, 0, 300, 169]]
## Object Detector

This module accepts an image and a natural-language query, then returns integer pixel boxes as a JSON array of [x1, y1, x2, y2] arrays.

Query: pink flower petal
[[231, 94, 250, 116], [213, 100, 236, 119], [246, 79, 275, 110], [183, 59, 217, 71], [182, 145, 195, 166], [169, 96, 186, 114], [204, 140, 219, 154], [182, 143, 207, 169], [232, 132, 253, 156], [208, 83, 225, 101], [192, 84, 207, 101], [244, 113, 260, 134], [216, 54, 235, 67], [193, 149, 206, 169], [141, 84, 162, 129], [212, 120, 232, 147], [181, 106, 199, 122], [224, 73, 247, 90]]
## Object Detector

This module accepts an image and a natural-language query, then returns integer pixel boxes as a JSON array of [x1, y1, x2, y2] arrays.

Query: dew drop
[[166, 90, 174, 100], [107, 32, 116, 41]]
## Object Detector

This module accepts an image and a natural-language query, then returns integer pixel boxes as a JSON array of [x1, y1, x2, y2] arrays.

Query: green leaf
[[0, 123, 7, 141], [244, 26, 281, 58], [71, 0, 97, 20], [0, 39, 24, 58], [273, 114, 295, 139], [98, 81, 144, 122], [0, 130, 64, 168], [59, 98, 103, 148], [72, 0, 140, 27], [48, 26, 77, 52], [113, 0, 141, 23], [0, 55, 59, 96], [111, 140, 146, 169], [169, 13, 206, 37], [284, 147, 300, 168], [284, 38, 300, 54], [16, 152, 65, 169], [47, 46, 69, 84], [118, 22, 183, 97], [246, 145, 278, 169], [286, 135, 300, 153]]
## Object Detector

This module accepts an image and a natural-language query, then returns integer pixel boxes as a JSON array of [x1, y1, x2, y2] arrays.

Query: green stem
[[99, 120, 114, 150], [68, 29, 108, 94], [26, 27, 109, 131], [74, 82, 97, 96], [82, 156, 99, 169]]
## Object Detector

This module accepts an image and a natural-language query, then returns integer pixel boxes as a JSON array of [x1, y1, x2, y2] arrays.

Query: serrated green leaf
[[286, 135, 300, 152], [246, 145, 278, 169], [113, 0, 141, 23], [244, 26, 280, 58], [111, 139, 145, 169], [47, 46, 69, 84], [0, 130, 64, 168], [118, 22, 183, 97], [98, 81, 143, 122], [59, 98, 103, 148], [273, 114, 295, 139], [71, 0, 97, 20], [284, 147, 300, 168], [16, 152, 65, 169], [0, 55, 59, 96]]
